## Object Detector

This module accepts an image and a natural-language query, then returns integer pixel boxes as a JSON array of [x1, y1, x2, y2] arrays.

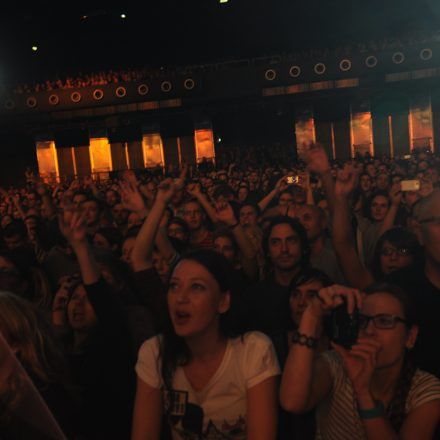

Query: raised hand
[[119, 180, 146, 213], [332, 337, 381, 395], [306, 143, 331, 175], [121, 170, 139, 187], [334, 164, 359, 199], [156, 178, 178, 204], [215, 201, 237, 226], [389, 182, 402, 206], [186, 182, 202, 197], [275, 175, 289, 193], [58, 206, 87, 246], [306, 284, 363, 319], [177, 163, 188, 187]]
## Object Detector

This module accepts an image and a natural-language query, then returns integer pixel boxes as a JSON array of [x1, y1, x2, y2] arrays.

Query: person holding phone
[[280, 283, 440, 439]]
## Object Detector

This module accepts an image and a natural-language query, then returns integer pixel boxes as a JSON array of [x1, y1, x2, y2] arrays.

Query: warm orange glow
[[142, 134, 164, 168], [194, 129, 215, 163], [409, 94, 433, 151], [36, 141, 59, 182], [309, 81, 334, 91], [89, 137, 112, 179], [295, 108, 316, 159], [286, 84, 309, 94], [350, 110, 374, 157]]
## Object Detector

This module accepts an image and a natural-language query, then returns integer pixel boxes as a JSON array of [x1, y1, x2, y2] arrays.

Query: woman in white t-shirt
[[132, 249, 280, 440], [280, 282, 440, 440]]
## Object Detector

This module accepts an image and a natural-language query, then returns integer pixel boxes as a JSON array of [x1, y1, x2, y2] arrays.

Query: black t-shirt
[[385, 263, 440, 378], [246, 277, 292, 337]]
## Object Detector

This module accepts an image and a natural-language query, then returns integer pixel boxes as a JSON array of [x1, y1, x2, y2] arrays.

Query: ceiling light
[[32, 46, 38, 52], [121, 13, 126, 18], [219, 0, 229, 3]]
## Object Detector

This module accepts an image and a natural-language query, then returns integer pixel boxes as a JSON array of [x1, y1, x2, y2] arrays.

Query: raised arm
[[186, 182, 218, 224], [131, 178, 179, 272], [215, 201, 259, 282], [332, 165, 374, 289], [280, 285, 362, 413], [11, 193, 26, 220], [154, 220, 179, 265], [58, 207, 100, 284], [120, 179, 150, 221], [378, 182, 402, 237], [36, 181, 57, 219], [258, 176, 287, 213], [306, 143, 335, 211]]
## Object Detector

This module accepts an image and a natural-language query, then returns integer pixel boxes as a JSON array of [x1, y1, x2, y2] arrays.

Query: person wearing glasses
[[386, 190, 440, 380], [369, 227, 422, 279], [280, 283, 440, 439]]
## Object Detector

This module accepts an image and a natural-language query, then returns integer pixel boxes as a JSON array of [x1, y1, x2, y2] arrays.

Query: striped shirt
[[315, 351, 440, 440]]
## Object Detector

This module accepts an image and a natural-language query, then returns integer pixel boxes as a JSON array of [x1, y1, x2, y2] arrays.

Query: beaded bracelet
[[291, 330, 318, 349]]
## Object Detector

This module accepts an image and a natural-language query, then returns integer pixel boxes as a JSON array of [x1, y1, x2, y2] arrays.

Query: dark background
[[1, 0, 440, 84]]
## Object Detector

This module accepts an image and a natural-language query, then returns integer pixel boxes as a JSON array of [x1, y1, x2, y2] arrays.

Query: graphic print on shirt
[[165, 389, 246, 439]]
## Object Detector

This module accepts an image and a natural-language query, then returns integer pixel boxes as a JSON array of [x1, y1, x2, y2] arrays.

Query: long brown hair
[[0, 291, 67, 384]]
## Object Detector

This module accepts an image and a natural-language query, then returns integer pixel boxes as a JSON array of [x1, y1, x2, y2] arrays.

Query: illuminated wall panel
[[194, 129, 215, 163], [89, 137, 112, 175], [409, 93, 433, 151], [36, 141, 59, 182], [350, 102, 374, 157], [295, 107, 316, 160], [142, 134, 164, 168]]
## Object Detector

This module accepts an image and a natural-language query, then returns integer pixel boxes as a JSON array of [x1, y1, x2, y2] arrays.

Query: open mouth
[[174, 311, 191, 325]]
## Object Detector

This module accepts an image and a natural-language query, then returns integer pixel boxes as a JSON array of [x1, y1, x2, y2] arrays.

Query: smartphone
[[287, 175, 300, 185], [328, 300, 359, 349], [401, 180, 420, 192]]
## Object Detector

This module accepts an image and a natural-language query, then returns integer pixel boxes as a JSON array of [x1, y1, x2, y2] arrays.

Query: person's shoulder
[[411, 369, 440, 390], [406, 368, 440, 410], [138, 334, 161, 357], [230, 331, 274, 351]]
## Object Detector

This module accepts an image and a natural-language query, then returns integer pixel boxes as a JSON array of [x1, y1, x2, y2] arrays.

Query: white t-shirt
[[135, 331, 280, 439], [316, 350, 440, 440]]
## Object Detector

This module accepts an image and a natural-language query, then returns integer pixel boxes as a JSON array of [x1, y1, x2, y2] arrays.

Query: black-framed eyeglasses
[[358, 314, 407, 330], [380, 247, 411, 257]]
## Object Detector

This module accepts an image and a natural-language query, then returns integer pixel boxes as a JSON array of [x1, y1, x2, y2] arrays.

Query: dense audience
[[0, 143, 440, 438]]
